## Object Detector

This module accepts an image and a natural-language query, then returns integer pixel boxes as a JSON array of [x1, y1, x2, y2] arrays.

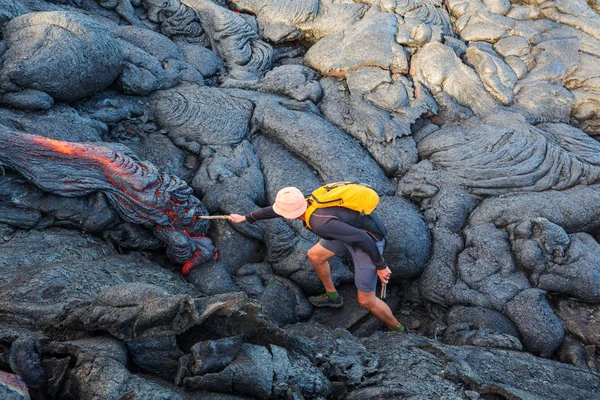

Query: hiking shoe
[[392, 324, 408, 334], [309, 293, 344, 308]]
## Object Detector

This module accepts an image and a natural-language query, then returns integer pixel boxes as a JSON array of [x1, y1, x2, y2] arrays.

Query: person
[[229, 186, 406, 332]]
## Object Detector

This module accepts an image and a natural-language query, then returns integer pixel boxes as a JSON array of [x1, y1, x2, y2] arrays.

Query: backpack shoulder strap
[[305, 199, 317, 230]]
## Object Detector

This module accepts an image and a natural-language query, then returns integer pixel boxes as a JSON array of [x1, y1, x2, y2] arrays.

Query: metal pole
[[196, 215, 230, 220]]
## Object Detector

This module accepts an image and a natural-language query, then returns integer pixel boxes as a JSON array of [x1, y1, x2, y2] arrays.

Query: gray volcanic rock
[[0, 227, 200, 327], [319, 70, 427, 176], [376, 195, 430, 280], [555, 299, 600, 350], [0, 227, 332, 397], [433, 183, 600, 357], [0, 173, 120, 232], [192, 140, 265, 214], [234, 263, 313, 326], [251, 134, 322, 199], [446, 305, 520, 338], [405, 115, 600, 196], [505, 289, 565, 358], [139, 0, 206, 43], [1, 249, 194, 323], [441, 322, 523, 351], [0, 11, 123, 109], [178, 43, 224, 78], [0, 226, 117, 275], [286, 322, 379, 387], [116, 36, 204, 96], [510, 218, 600, 303], [126, 336, 184, 380], [222, 65, 323, 103], [8, 337, 44, 390], [112, 25, 185, 63], [115, 133, 196, 182], [305, 9, 408, 78], [244, 90, 395, 194], [187, 261, 240, 296], [357, 333, 600, 400], [0, 0, 29, 29], [0, 106, 105, 143], [179, 339, 331, 398], [399, 112, 600, 358], [466, 42, 517, 105], [443, 0, 600, 136], [57, 285, 246, 341], [43, 337, 201, 400], [411, 41, 499, 117], [210, 221, 263, 269], [73, 90, 147, 126], [557, 336, 598, 372], [151, 85, 253, 146], [230, 0, 367, 44], [182, 0, 274, 80]]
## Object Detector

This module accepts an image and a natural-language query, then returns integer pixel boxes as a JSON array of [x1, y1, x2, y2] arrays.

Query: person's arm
[[229, 206, 281, 224], [311, 216, 388, 270]]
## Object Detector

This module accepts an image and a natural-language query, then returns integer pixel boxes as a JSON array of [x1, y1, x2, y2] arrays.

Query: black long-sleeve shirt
[[245, 206, 389, 270]]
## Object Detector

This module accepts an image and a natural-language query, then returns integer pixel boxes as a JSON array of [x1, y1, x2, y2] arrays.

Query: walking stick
[[196, 215, 230, 220]]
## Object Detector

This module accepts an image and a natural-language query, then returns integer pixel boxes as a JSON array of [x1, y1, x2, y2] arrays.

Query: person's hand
[[377, 267, 392, 285], [228, 214, 247, 223]]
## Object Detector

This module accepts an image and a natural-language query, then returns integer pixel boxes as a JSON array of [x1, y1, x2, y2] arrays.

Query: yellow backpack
[[305, 182, 380, 229]]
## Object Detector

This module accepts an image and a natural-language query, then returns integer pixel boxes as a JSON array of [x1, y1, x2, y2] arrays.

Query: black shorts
[[319, 238, 385, 293]]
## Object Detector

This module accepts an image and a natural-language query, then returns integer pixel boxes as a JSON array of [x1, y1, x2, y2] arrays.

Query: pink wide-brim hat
[[272, 187, 307, 219]]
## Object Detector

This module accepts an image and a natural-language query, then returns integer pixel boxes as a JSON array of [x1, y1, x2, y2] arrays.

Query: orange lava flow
[[30, 135, 212, 272], [35, 137, 79, 155], [31, 136, 117, 167]]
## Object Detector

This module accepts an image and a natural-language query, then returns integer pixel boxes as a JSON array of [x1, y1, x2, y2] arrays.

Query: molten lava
[[0, 129, 216, 274]]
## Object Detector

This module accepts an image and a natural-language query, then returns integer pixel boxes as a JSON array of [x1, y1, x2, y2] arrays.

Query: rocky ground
[[1, 0, 600, 398]]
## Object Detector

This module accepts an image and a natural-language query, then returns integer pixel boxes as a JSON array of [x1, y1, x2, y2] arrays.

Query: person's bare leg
[[357, 290, 402, 330], [307, 243, 337, 292]]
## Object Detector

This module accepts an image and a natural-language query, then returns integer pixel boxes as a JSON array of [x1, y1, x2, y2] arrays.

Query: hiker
[[229, 184, 406, 332]]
